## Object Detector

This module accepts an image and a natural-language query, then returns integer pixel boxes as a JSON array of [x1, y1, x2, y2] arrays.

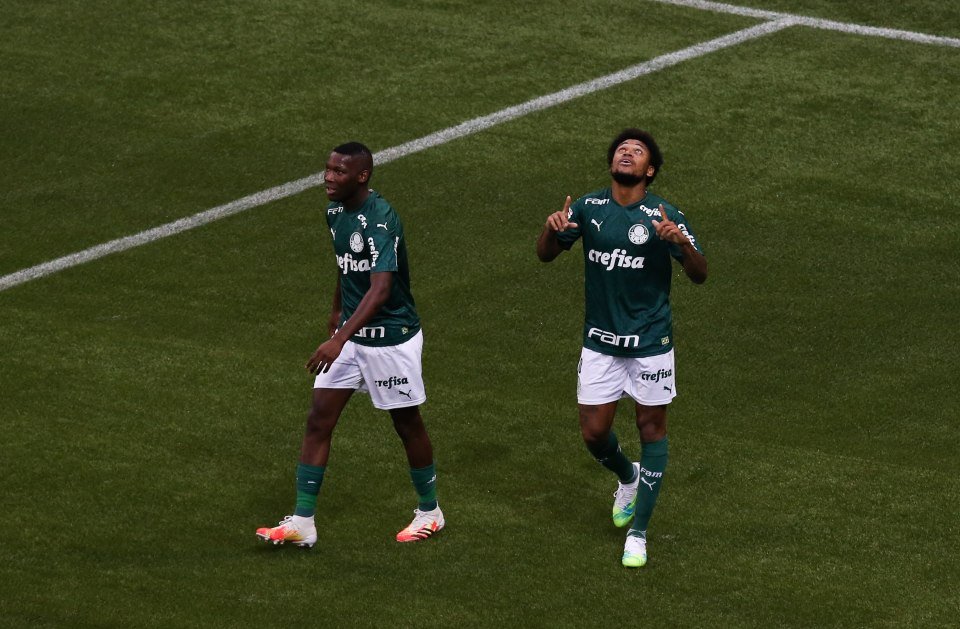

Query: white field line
[[653, 0, 960, 47], [0, 19, 791, 293]]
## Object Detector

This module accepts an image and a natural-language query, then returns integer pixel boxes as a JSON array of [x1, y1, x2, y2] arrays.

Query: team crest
[[349, 232, 364, 253], [628, 224, 649, 245]]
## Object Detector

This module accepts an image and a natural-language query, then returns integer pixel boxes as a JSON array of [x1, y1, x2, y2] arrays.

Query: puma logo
[[591, 219, 603, 231], [641, 477, 657, 491], [398, 389, 412, 399], [377, 223, 388, 230]]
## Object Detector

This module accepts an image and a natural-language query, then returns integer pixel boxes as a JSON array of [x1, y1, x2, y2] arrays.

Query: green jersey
[[556, 187, 704, 357], [325, 190, 420, 347]]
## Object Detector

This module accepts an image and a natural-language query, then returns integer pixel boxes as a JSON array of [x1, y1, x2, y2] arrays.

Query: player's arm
[[676, 242, 708, 284], [327, 274, 342, 337], [307, 272, 393, 374], [537, 195, 578, 262], [652, 204, 708, 285]]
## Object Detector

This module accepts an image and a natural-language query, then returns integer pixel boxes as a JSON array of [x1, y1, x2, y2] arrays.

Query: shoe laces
[[613, 482, 633, 502], [613, 469, 639, 501], [407, 508, 437, 529]]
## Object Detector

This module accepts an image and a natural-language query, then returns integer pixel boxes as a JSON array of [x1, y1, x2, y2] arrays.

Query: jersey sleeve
[[555, 197, 585, 250], [366, 210, 400, 273], [664, 205, 704, 259]]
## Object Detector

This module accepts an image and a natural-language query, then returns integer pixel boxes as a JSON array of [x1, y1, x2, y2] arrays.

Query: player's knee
[[578, 408, 613, 443], [579, 421, 610, 446], [635, 406, 667, 441], [640, 424, 667, 442]]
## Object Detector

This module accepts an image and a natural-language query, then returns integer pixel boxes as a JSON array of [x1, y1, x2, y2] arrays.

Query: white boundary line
[[653, 0, 960, 47], [0, 20, 791, 292]]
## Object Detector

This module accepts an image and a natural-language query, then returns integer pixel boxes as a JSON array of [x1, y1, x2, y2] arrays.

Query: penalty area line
[[0, 19, 791, 293]]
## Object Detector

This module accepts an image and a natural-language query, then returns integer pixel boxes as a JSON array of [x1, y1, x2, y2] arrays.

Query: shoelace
[[613, 473, 638, 501], [408, 509, 435, 528]]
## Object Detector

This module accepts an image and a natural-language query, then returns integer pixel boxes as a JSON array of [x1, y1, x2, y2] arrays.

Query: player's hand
[[652, 204, 690, 246], [306, 337, 345, 374], [545, 196, 578, 232]]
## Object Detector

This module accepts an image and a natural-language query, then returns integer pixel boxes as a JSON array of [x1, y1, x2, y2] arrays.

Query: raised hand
[[651, 204, 690, 246], [545, 195, 579, 232]]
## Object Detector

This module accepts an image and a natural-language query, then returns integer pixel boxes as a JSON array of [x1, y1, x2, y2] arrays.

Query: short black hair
[[332, 141, 374, 178], [607, 128, 663, 184]]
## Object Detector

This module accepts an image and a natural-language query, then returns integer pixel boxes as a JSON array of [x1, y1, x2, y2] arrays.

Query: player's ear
[[358, 169, 371, 184], [647, 165, 656, 179]]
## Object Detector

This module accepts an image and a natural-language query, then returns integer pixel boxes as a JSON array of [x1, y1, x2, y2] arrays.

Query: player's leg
[[356, 331, 441, 541], [577, 348, 641, 525], [256, 342, 361, 548], [390, 404, 444, 542], [255, 388, 353, 547], [390, 404, 434, 480], [622, 350, 675, 567], [633, 402, 668, 534], [296, 387, 355, 511], [622, 403, 668, 567], [578, 401, 627, 477], [580, 402, 641, 526]]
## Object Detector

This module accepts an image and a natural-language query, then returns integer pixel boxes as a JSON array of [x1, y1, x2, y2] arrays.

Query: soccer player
[[536, 129, 707, 568], [256, 142, 443, 547]]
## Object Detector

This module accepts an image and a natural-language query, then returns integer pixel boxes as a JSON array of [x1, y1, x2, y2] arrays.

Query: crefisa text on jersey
[[336, 252, 371, 274], [587, 248, 645, 271]]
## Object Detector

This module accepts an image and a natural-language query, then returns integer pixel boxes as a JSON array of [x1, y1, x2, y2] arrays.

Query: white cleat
[[622, 533, 647, 568], [396, 506, 445, 542], [256, 515, 317, 548], [612, 462, 641, 527]]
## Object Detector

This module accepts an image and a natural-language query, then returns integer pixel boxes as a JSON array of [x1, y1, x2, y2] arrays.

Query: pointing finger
[[560, 196, 573, 226], [657, 204, 671, 224]]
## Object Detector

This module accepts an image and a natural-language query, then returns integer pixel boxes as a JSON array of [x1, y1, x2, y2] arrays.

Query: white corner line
[[0, 20, 791, 293], [652, 0, 960, 48]]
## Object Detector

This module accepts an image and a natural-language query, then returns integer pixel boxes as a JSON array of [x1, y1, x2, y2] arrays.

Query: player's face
[[324, 152, 368, 202], [610, 139, 655, 184]]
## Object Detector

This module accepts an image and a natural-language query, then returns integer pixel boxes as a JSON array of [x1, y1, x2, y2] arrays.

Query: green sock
[[409, 463, 438, 511], [631, 436, 668, 532], [586, 432, 636, 483], [294, 463, 325, 517]]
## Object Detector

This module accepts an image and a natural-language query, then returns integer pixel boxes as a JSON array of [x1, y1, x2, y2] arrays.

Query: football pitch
[[2, 1, 958, 626]]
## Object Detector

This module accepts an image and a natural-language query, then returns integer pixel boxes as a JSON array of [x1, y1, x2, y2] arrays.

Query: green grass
[[2, 1, 959, 627]]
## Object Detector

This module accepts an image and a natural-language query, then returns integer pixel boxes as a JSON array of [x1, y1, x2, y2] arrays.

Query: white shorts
[[577, 347, 676, 406], [313, 330, 426, 410]]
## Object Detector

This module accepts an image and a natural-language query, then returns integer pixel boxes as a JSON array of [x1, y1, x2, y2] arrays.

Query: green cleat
[[622, 533, 647, 568], [612, 462, 640, 527]]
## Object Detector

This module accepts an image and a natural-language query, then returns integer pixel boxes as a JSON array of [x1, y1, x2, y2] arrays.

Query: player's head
[[324, 141, 374, 202], [607, 128, 663, 186]]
